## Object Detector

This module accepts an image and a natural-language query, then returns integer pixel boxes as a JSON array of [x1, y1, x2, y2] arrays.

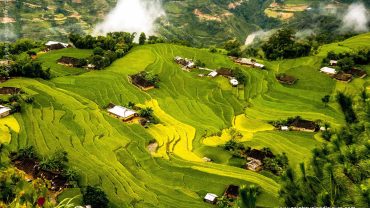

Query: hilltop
[[1, 0, 369, 45], [0, 31, 369, 207]]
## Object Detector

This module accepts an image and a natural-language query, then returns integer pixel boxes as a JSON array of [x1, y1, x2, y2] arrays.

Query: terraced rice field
[[1, 33, 370, 207]]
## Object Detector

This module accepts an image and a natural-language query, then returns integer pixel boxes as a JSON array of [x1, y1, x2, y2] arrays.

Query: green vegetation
[[0, 32, 369, 207]]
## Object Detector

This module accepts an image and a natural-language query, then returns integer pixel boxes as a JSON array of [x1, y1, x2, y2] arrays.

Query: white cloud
[[94, 0, 165, 36]]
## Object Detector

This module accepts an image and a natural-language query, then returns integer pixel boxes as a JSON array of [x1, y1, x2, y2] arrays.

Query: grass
[[1, 32, 370, 207]]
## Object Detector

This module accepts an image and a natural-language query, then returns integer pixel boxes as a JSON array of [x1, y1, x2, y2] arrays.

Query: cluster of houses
[[320, 60, 367, 83], [204, 68, 240, 87], [233, 57, 265, 69], [204, 185, 240, 204], [174, 56, 196, 71]]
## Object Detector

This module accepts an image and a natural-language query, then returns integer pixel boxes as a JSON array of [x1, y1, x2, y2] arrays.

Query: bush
[[83, 186, 109, 208]]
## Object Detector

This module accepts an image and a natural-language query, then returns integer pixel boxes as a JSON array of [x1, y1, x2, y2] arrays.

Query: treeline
[[324, 49, 370, 71], [261, 28, 312, 60], [68, 32, 165, 70], [279, 90, 369, 207], [0, 54, 51, 79], [0, 39, 41, 59]]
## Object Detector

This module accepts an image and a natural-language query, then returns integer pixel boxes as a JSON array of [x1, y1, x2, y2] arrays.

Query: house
[[129, 73, 156, 91], [281, 126, 289, 131], [245, 157, 262, 172], [289, 118, 317, 132], [174, 56, 196, 69], [45, 41, 70, 51], [235, 58, 255, 66], [204, 193, 218, 204], [333, 71, 352, 83], [107, 105, 138, 121], [0, 105, 11, 118], [217, 68, 234, 77], [253, 62, 265, 69], [202, 157, 212, 162], [224, 185, 239, 199], [276, 74, 297, 85], [320, 67, 337, 75], [346, 68, 367, 78], [0, 87, 21, 95], [230, 78, 239, 87], [57, 56, 86, 68], [329, 60, 338, 66], [208, 71, 218, 77]]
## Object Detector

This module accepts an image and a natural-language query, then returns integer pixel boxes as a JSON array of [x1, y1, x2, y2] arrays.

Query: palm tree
[[238, 185, 260, 208]]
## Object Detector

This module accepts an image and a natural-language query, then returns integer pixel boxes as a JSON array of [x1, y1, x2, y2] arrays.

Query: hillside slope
[[2, 32, 369, 207]]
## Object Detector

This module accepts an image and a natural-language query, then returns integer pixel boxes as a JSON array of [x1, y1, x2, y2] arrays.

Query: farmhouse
[[320, 67, 337, 75], [45, 41, 70, 51], [217, 68, 234, 77], [230, 78, 239, 87], [253, 62, 265, 69], [208, 71, 218, 77], [204, 193, 218, 204], [347, 68, 367, 78], [107, 105, 138, 121], [174, 56, 196, 69], [224, 185, 239, 199], [235, 58, 255, 66], [0, 105, 11, 118], [281, 126, 289, 131], [130, 73, 156, 91], [235, 58, 265, 68], [289, 118, 317, 132], [57, 56, 86, 68], [330, 60, 338, 66], [245, 157, 262, 172], [276, 74, 297, 85], [0, 87, 21, 95], [333, 72, 352, 83]]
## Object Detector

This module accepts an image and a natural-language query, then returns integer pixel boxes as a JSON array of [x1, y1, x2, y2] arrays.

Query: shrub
[[83, 186, 109, 208]]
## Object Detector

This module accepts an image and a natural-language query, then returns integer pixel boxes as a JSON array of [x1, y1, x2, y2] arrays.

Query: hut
[[289, 118, 317, 132], [333, 72, 352, 83], [0, 105, 11, 118], [224, 185, 239, 199], [245, 157, 262, 172], [0, 87, 21, 95], [204, 193, 218, 204], [276, 74, 297, 85], [107, 105, 138, 121], [320, 67, 337, 75], [45, 41, 70, 51]]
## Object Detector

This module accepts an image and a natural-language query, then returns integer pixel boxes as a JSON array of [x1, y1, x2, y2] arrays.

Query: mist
[[341, 2, 369, 33], [94, 0, 165, 36], [245, 30, 273, 46]]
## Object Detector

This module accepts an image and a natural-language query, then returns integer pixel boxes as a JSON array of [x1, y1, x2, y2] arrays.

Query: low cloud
[[94, 0, 165, 36], [341, 2, 369, 33], [244, 30, 273, 46]]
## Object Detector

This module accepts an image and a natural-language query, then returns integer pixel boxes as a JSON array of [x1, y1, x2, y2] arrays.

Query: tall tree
[[139, 32, 147, 45]]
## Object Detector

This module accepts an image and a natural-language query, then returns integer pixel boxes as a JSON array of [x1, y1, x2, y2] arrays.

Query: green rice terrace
[[0, 32, 370, 207]]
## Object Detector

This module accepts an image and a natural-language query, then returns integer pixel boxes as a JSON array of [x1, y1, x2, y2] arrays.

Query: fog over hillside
[[94, 0, 165, 36]]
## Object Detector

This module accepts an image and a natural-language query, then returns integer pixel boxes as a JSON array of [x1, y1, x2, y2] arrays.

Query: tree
[[238, 185, 260, 208], [139, 107, 154, 118], [83, 186, 109, 208], [93, 47, 104, 56], [337, 57, 354, 72], [321, 95, 330, 107], [139, 32, 146, 45]]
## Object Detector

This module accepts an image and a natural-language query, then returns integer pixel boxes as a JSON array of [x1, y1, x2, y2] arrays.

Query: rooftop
[[108, 105, 136, 119]]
